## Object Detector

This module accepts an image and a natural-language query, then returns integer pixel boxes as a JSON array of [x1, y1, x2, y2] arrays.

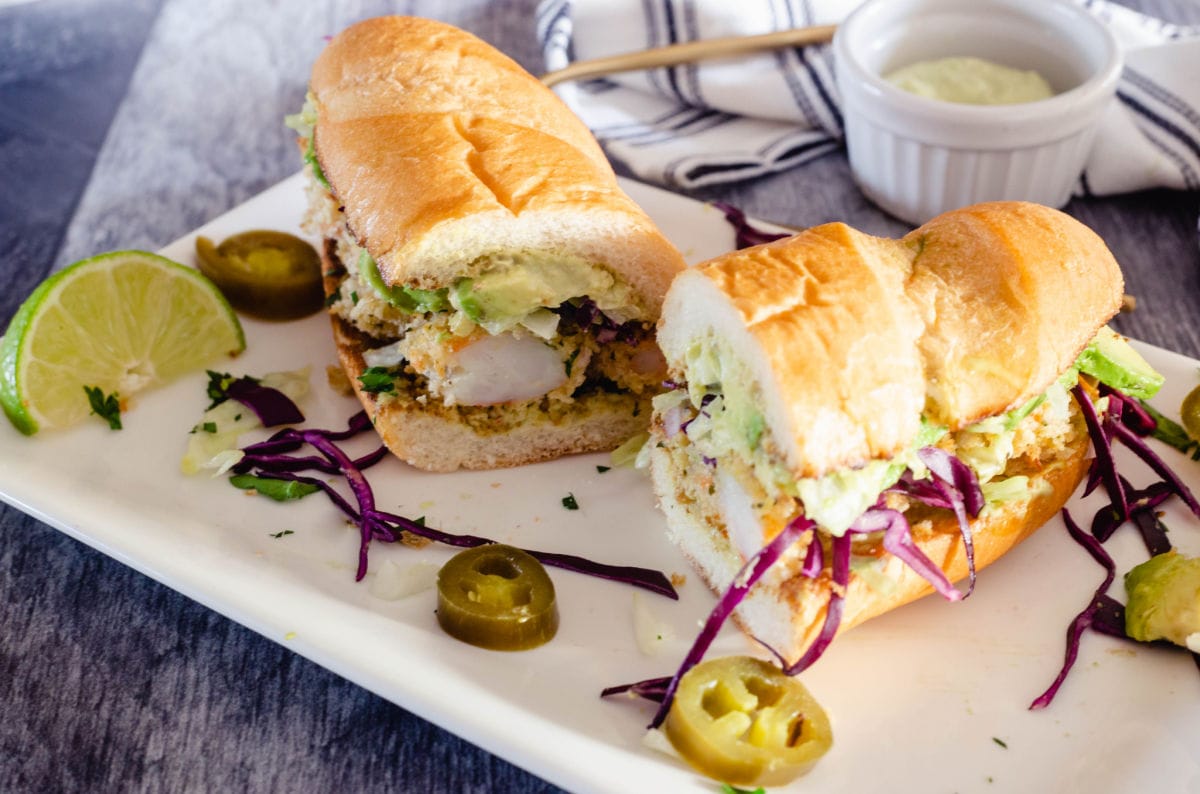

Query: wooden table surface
[[2, 1, 1198, 791]]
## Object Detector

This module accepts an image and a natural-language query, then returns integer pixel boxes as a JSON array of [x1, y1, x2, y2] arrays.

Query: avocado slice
[[1075, 326, 1164, 399], [447, 252, 622, 328], [451, 278, 485, 322], [358, 250, 449, 313], [1125, 550, 1200, 652]]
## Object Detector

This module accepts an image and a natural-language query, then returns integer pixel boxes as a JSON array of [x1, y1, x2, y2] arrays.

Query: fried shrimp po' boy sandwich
[[647, 201, 1160, 665], [289, 16, 686, 471]]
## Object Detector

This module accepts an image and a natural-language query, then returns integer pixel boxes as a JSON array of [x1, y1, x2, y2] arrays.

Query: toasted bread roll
[[298, 17, 686, 471], [907, 202, 1124, 429], [651, 201, 1123, 660], [657, 222, 925, 480]]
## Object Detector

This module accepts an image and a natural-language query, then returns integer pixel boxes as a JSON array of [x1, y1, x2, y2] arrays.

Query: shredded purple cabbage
[[1085, 594, 1131, 639], [1032, 384, 1200, 708], [607, 377, 1200, 722], [235, 410, 678, 598], [1074, 383, 1199, 525], [713, 201, 792, 250], [800, 535, 824, 578], [881, 447, 982, 598], [605, 445, 986, 722], [920, 447, 985, 517], [1108, 418, 1200, 517], [553, 298, 647, 346], [1090, 477, 1172, 550], [679, 393, 715, 435], [780, 534, 852, 676], [1074, 384, 1129, 517], [1129, 500, 1174, 557], [1030, 509, 1120, 709], [233, 444, 388, 476], [918, 446, 982, 595], [603, 515, 818, 728], [225, 377, 305, 426], [600, 676, 671, 704], [854, 507, 963, 603], [1102, 385, 1158, 436], [891, 471, 954, 509], [645, 515, 818, 727], [368, 508, 676, 597]]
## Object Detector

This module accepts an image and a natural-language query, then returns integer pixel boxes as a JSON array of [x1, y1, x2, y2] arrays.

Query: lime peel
[[1182, 384, 1200, 443]]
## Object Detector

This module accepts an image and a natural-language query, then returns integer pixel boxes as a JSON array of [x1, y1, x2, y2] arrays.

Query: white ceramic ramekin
[[833, 0, 1123, 225]]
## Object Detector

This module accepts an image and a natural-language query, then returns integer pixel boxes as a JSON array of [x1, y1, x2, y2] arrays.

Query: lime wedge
[[1, 250, 245, 434]]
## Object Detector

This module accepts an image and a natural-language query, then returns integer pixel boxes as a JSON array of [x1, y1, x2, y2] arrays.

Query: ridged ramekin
[[833, 0, 1123, 225]]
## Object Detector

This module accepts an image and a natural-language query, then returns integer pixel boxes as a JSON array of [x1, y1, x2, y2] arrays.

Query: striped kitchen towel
[[537, 0, 1200, 195]]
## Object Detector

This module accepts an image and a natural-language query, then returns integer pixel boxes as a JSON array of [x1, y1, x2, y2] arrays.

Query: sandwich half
[[649, 201, 1138, 662], [290, 16, 686, 471]]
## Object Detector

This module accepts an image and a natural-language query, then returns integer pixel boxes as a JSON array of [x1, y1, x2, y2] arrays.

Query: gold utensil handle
[[539, 24, 837, 87]]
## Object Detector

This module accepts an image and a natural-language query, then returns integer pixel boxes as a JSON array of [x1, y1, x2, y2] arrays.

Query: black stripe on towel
[[1118, 89, 1200, 179], [668, 132, 837, 186], [627, 109, 736, 148], [594, 105, 712, 141], [1122, 67, 1200, 141]]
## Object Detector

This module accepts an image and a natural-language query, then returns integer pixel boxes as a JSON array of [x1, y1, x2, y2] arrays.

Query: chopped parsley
[[83, 385, 121, 430], [562, 493, 579, 510], [720, 786, 766, 794], [201, 421, 218, 434], [358, 367, 396, 394], [325, 288, 342, 308], [596, 465, 611, 474], [205, 370, 236, 408], [205, 369, 259, 410], [350, 290, 359, 305], [564, 349, 580, 377], [269, 529, 295, 538], [992, 737, 1008, 749]]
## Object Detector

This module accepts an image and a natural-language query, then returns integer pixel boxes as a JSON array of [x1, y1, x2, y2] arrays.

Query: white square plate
[[2, 174, 1198, 792]]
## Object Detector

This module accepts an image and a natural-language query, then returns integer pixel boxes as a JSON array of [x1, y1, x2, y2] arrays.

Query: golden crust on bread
[[659, 223, 926, 478], [906, 202, 1124, 428], [656, 202, 1123, 479], [308, 16, 684, 314], [309, 16, 608, 170]]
